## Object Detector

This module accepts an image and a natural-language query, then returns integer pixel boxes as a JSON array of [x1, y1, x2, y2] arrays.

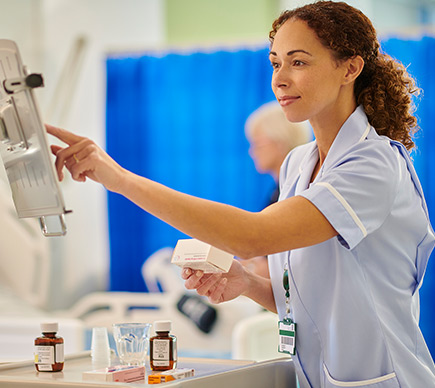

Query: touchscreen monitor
[[0, 39, 70, 236]]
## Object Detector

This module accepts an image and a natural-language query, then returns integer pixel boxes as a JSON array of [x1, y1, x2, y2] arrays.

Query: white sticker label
[[37, 364, 53, 371], [152, 339, 170, 365], [55, 343, 64, 363], [34, 346, 54, 365]]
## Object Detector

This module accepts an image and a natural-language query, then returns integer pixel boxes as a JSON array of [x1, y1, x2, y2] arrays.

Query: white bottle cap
[[41, 322, 58, 333], [154, 320, 171, 332]]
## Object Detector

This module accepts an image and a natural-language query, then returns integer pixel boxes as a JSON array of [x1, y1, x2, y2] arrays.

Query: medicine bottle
[[150, 320, 177, 371], [34, 322, 64, 372]]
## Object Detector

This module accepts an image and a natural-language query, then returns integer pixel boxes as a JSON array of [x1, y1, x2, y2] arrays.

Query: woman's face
[[269, 19, 349, 125]]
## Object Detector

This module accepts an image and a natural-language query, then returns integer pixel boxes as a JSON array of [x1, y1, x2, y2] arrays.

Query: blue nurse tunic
[[268, 106, 435, 388]]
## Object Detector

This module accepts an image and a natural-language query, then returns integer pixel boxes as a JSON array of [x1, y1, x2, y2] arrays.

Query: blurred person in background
[[242, 101, 311, 277], [246, 101, 312, 205]]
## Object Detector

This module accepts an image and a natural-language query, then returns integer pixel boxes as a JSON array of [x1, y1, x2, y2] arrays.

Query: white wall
[[0, 0, 165, 309], [279, 0, 426, 34]]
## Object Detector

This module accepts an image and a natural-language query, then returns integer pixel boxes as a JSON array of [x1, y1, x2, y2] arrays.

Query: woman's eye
[[293, 60, 305, 66], [270, 62, 280, 69]]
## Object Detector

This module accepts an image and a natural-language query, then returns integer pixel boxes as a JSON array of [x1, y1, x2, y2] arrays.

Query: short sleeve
[[299, 141, 401, 250]]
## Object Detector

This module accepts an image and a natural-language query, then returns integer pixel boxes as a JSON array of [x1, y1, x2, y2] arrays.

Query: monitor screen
[[0, 39, 69, 236]]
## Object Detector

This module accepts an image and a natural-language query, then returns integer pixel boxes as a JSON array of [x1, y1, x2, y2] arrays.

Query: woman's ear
[[343, 55, 364, 85]]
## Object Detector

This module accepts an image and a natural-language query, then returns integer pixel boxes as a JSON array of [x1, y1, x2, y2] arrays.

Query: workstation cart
[[0, 352, 297, 387]]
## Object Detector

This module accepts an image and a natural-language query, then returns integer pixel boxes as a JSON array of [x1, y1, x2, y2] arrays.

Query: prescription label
[[152, 339, 170, 366], [34, 344, 64, 370], [34, 345, 54, 365]]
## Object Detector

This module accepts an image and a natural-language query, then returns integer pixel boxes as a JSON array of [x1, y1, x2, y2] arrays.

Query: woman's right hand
[[46, 124, 127, 193], [182, 260, 249, 304]]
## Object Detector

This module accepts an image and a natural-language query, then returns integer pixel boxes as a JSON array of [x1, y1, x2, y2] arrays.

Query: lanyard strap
[[279, 261, 296, 356], [283, 262, 291, 317]]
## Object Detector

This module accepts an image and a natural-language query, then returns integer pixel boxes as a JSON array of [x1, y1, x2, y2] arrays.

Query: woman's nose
[[272, 70, 288, 89]]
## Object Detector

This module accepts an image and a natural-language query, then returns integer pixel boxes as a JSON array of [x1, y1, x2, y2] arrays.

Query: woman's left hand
[[182, 260, 249, 304]]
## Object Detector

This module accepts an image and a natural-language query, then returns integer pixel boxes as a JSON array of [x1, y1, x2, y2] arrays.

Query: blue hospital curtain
[[106, 47, 275, 293]]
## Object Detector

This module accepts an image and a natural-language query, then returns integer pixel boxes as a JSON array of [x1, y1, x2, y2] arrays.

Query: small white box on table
[[82, 365, 145, 383]]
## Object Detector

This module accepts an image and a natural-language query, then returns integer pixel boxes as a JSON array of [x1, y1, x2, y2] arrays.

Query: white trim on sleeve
[[315, 182, 368, 237]]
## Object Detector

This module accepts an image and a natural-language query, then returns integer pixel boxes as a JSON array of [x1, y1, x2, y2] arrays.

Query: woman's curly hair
[[269, 1, 419, 150]]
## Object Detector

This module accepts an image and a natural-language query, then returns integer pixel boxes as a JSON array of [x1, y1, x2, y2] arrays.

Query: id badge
[[278, 319, 296, 355]]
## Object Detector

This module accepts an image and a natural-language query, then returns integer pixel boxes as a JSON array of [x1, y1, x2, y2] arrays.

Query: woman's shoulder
[[326, 135, 406, 193], [346, 135, 406, 169]]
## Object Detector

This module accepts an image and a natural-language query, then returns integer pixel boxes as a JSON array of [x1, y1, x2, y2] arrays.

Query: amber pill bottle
[[34, 322, 64, 372], [150, 320, 177, 371]]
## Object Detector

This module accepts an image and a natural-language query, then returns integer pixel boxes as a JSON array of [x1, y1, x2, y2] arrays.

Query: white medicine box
[[171, 239, 234, 273]]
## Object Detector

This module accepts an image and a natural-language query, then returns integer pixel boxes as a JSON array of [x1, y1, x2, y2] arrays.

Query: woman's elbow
[[232, 239, 270, 260]]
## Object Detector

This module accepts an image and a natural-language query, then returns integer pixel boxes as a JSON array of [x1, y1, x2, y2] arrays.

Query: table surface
[[0, 352, 297, 388]]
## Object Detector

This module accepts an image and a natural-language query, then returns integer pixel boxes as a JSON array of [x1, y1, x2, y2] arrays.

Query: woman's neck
[[310, 99, 357, 165]]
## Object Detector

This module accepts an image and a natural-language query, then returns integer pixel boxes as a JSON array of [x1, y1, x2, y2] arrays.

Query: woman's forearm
[[243, 270, 277, 313], [117, 168, 336, 259], [118, 169, 264, 258]]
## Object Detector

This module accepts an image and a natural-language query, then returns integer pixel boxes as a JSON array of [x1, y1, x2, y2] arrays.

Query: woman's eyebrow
[[269, 49, 312, 57]]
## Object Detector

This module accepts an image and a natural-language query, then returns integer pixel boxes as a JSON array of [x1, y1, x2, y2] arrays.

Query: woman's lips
[[279, 96, 300, 106]]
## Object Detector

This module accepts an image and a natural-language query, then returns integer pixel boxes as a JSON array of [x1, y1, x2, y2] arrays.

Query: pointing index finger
[[45, 124, 85, 146]]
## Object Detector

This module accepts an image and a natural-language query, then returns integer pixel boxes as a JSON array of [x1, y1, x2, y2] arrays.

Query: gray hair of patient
[[245, 101, 312, 151]]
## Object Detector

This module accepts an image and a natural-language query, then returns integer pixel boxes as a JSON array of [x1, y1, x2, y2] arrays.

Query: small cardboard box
[[148, 368, 195, 384], [82, 365, 145, 383], [171, 238, 234, 273]]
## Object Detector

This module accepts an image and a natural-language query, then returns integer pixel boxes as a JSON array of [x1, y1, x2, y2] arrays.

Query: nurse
[[47, 1, 435, 387]]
